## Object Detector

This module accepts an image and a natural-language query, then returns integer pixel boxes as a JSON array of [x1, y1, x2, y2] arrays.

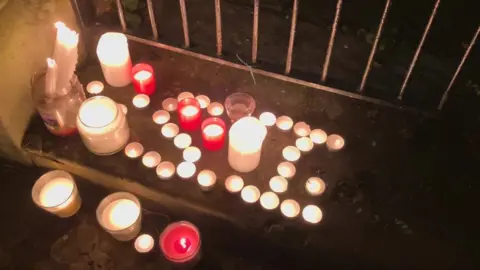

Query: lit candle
[[161, 123, 180, 139], [156, 161, 175, 180], [142, 151, 161, 168], [134, 234, 154, 253], [132, 63, 156, 96], [302, 205, 323, 224], [241, 185, 260, 203], [96, 32, 132, 87], [259, 112, 276, 127], [177, 162, 196, 179], [124, 142, 144, 159], [183, 146, 202, 163], [277, 162, 296, 179], [133, 94, 150, 109], [174, 133, 192, 149], [177, 91, 194, 101], [52, 22, 78, 92], [152, 110, 170, 125], [201, 117, 226, 151], [32, 170, 82, 218], [326, 134, 345, 152], [207, 102, 224, 116], [293, 122, 311, 137], [269, 176, 288, 193], [162, 98, 178, 112], [295, 137, 314, 152], [159, 221, 201, 264], [259, 191, 279, 210], [197, 170, 217, 191], [305, 177, 326, 196], [96, 192, 142, 241], [224, 175, 244, 193], [282, 146, 301, 162], [228, 117, 267, 173], [276, 116, 293, 131], [195, 95, 211, 109], [86, 80, 104, 94], [178, 98, 201, 131], [310, 129, 327, 144], [119, 104, 128, 115], [280, 199, 300, 218]]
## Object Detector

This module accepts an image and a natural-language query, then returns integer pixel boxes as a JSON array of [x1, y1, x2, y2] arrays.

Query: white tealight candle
[[134, 234, 154, 253], [174, 133, 192, 149], [224, 175, 244, 193], [142, 151, 161, 168], [207, 102, 224, 116], [133, 94, 150, 109], [302, 205, 323, 224], [282, 146, 301, 162], [241, 185, 260, 204], [156, 161, 175, 180], [280, 199, 300, 218], [293, 122, 311, 137], [177, 91, 194, 101], [269, 176, 288, 193], [326, 134, 345, 152], [306, 177, 326, 196], [259, 112, 276, 127], [152, 110, 170, 125], [183, 146, 202, 163], [277, 162, 296, 179], [162, 98, 178, 112], [197, 170, 217, 191], [276, 116, 293, 131], [119, 104, 128, 115], [161, 123, 179, 139], [310, 129, 327, 144], [86, 81, 104, 94], [177, 162, 196, 179], [124, 142, 144, 159], [260, 191, 279, 210], [295, 137, 314, 152], [195, 95, 211, 109]]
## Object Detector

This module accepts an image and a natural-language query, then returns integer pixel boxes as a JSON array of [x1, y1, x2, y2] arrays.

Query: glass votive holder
[[32, 170, 82, 218], [201, 117, 226, 151], [178, 98, 201, 131], [159, 221, 201, 266], [132, 63, 156, 96], [224, 92, 256, 122]]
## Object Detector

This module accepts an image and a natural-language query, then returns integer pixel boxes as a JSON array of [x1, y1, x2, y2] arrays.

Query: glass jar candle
[[177, 98, 201, 131], [201, 117, 226, 151], [132, 63, 156, 96]]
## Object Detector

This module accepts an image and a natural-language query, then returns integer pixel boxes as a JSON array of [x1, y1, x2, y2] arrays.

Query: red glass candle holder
[[201, 117, 226, 151], [132, 63, 156, 96], [178, 98, 201, 131], [159, 221, 201, 265]]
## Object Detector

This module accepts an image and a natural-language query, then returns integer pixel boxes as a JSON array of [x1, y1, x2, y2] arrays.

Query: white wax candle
[[207, 102, 224, 116], [53, 22, 79, 92], [86, 81, 104, 94], [259, 112, 276, 127], [124, 142, 144, 159], [241, 185, 260, 203], [280, 199, 300, 218], [39, 178, 74, 208], [133, 94, 150, 109], [276, 116, 293, 131], [177, 162, 196, 179], [183, 146, 202, 163], [277, 162, 296, 179], [156, 161, 175, 180], [302, 205, 323, 224], [162, 98, 178, 112], [326, 134, 345, 152], [177, 91, 194, 101], [260, 191, 279, 210], [282, 146, 301, 162], [195, 95, 211, 109], [174, 133, 192, 149], [224, 175, 244, 193], [197, 170, 217, 191], [102, 199, 140, 230], [269, 176, 288, 193], [161, 123, 179, 139], [134, 234, 154, 253], [295, 137, 314, 152], [293, 122, 311, 137], [96, 32, 132, 87], [142, 151, 161, 168], [305, 177, 326, 196], [152, 110, 170, 125], [310, 129, 327, 144]]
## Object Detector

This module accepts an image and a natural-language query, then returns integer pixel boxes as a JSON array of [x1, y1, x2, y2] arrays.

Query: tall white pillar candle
[[96, 32, 132, 87]]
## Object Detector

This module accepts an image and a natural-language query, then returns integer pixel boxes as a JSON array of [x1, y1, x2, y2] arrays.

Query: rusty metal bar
[[285, 0, 299, 74], [358, 0, 391, 93], [115, 0, 127, 32], [179, 0, 190, 48], [438, 26, 480, 110], [215, 0, 223, 56], [321, 0, 342, 82], [252, 0, 260, 63], [146, 0, 159, 40], [69, 0, 85, 33], [397, 0, 440, 100]]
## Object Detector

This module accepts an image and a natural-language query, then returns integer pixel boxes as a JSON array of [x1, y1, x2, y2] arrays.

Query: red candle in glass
[[132, 63, 156, 96], [201, 117, 226, 151], [177, 98, 201, 131], [159, 221, 201, 264]]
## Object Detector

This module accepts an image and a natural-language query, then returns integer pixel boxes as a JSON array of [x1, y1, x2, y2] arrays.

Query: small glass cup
[[224, 93, 256, 122]]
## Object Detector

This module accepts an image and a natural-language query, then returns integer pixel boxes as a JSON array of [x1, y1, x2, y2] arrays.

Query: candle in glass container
[[183, 147, 202, 163], [156, 161, 175, 180], [276, 116, 293, 131], [207, 102, 224, 116], [282, 146, 301, 162], [197, 170, 216, 191], [269, 176, 288, 193], [280, 199, 300, 218], [132, 63, 156, 96], [260, 191, 279, 210], [310, 129, 327, 144], [326, 134, 345, 152], [133, 94, 150, 109], [96, 32, 132, 87], [178, 98, 201, 131], [228, 117, 267, 173], [295, 137, 314, 152], [161, 123, 179, 139], [224, 175, 244, 193], [124, 142, 144, 159], [174, 133, 192, 149], [277, 162, 296, 179], [177, 162, 196, 179], [293, 122, 311, 137], [195, 95, 210, 109], [152, 110, 170, 125], [302, 205, 323, 224], [134, 234, 154, 253], [201, 117, 226, 151], [162, 98, 178, 112], [259, 112, 276, 127], [86, 81, 104, 94], [306, 177, 326, 196], [142, 151, 161, 168], [159, 221, 201, 265], [177, 91, 194, 101], [241, 185, 260, 204]]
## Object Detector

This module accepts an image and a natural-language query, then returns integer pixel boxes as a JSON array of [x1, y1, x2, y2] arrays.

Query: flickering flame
[[55, 21, 79, 49]]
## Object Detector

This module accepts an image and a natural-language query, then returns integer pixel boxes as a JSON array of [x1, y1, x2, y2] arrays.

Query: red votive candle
[[178, 98, 201, 131], [160, 221, 201, 265], [132, 63, 156, 96], [201, 117, 226, 151]]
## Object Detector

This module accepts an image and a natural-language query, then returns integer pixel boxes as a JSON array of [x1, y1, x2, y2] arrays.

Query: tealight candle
[[177, 162, 196, 179], [293, 122, 311, 137], [162, 98, 178, 112], [142, 151, 161, 168], [277, 162, 296, 179], [124, 142, 144, 159], [178, 98, 201, 131], [86, 80, 104, 94], [152, 110, 170, 125], [133, 94, 150, 109], [159, 221, 201, 265], [295, 137, 314, 152], [259, 112, 276, 127], [161, 123, 180, 139], [119, 104, 128, 115], [326, 134, 345, 152], [282, 146, 301, 162], [305, 177, 326, 196], [197, 170, 216, 191], [241, 185, 260, 204], [207, 102, 224, 116], [276, 116, 293, 131], [201, 117, 226, 151], [224, 175, 244, 193], [310, 129, 327, 144], [177, 91, 194, 101], [195, 95, 211, 109], [280, 199, 300, 218], [132, 63, 156, 96], [269, 176, 288, 193], [183, 147, 202, 163], [174, 133, 192, 149], [134, 234, 154, 253], [96, 32, 132, 87], [156, 161, 175, 180], [259, 191, 279, 210], [302, 205, 323, 224]]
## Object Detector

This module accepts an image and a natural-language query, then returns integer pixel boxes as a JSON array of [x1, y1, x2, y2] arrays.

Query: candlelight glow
[[197, 170, 217, 191], [181, 105, 199, 117], [195, 95, 211, 109], [134, 234, 154, 253], [276, 116, 293, 131], [119, 104, 128, 115], [162, 98, 178, 112], [152, 110, 170, 125], [104, 199, 140, 230], [142, 151, 161, 168], [183, 147, 202, 163], [302, 205, 323, 224], [282, 146, 301, 162], [177, 92, 194, 101], [177, 162, 196, 179], [326, 134, 345, 151], [295, 137, 314, 152], [55, 21, 79, 49], [277, 162, 296, 179], [269, 176, 288, 193], [174, 133, 192, 149], [133, 70, 152, 81], [161, 123, 179, 139], [306, 177, 326, 196], [132, 94, 150, 108], [124, 142, 144, 159], [225, 175, 244, 193], [156, 161, 175, 180], [280, 199, 300, 218], [293, 122, 311, 137], [260, 192, 279, 210], [259, 112, 276, 127], [310, 129, 327, 144], [207, 102, 224, 116], [78, 97, 117, 128], [241, 185, 260, 203], [39, 178, 73, 208], [86, 81, 104, 94]]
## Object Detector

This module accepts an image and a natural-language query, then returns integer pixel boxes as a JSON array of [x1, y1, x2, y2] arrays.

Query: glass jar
[[224, 92, 256, 122]]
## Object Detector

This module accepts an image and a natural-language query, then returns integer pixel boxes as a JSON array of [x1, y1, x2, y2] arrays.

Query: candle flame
[[46, 58, 57, 68], [55, 21, 79, 49]]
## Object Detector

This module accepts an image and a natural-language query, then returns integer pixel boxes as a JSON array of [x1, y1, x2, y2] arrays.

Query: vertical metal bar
[[438, 26, 480, 110], [69, 0, 85, 33], [252, 0, 260, 63], [115, 0, 127, 32], [321, 0, 342, 82], [397, 0, 440, 100], [285, 0, 299, 75], [179, 0, 190, 48], [358, 0, 391, 93], [146, 0, 159, 40], [215, 0, 223, 56]]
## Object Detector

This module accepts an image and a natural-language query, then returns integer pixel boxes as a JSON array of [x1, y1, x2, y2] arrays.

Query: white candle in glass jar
[[96, 33, 132, 87], [295, 137, 314, 152], [133, 94, 150, 109], [195, 95, 211, 109], [134, 234, 154, 253], [277, 162, 296, 179], [260, 191, 279, 210], [228, 117, 267, 173], [310, 129, 327, 144], [183, 146, 202, 163], [259, 112, 276, 127], [197, 170, 216, 191], [241, 185, 260, 203], [269, 176, 288, 193], [124, 142, 144, 159], [156, 161, 175, 180], [177, 162, 196, 179], [276, 116, 293, 131], [177, 91, 194, 101], [280, 199, 300, 218], [224, 175, 244, 193], [282, 146, 301, 162], [305, 177, 326, 196], [302, 205, 323, 224], [162, 98, 178, 112], [86, 81, 104, 94], [207, 102, 224, 116], [161, 123, 179, 139], [326, 134, 345, 152], [142, 151, 161, 168], [152, 110, 170, 125], [293, 122, 311, 137]]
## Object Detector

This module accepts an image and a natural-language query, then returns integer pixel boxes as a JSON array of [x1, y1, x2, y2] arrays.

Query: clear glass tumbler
[[224, 92, 256, 122]]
